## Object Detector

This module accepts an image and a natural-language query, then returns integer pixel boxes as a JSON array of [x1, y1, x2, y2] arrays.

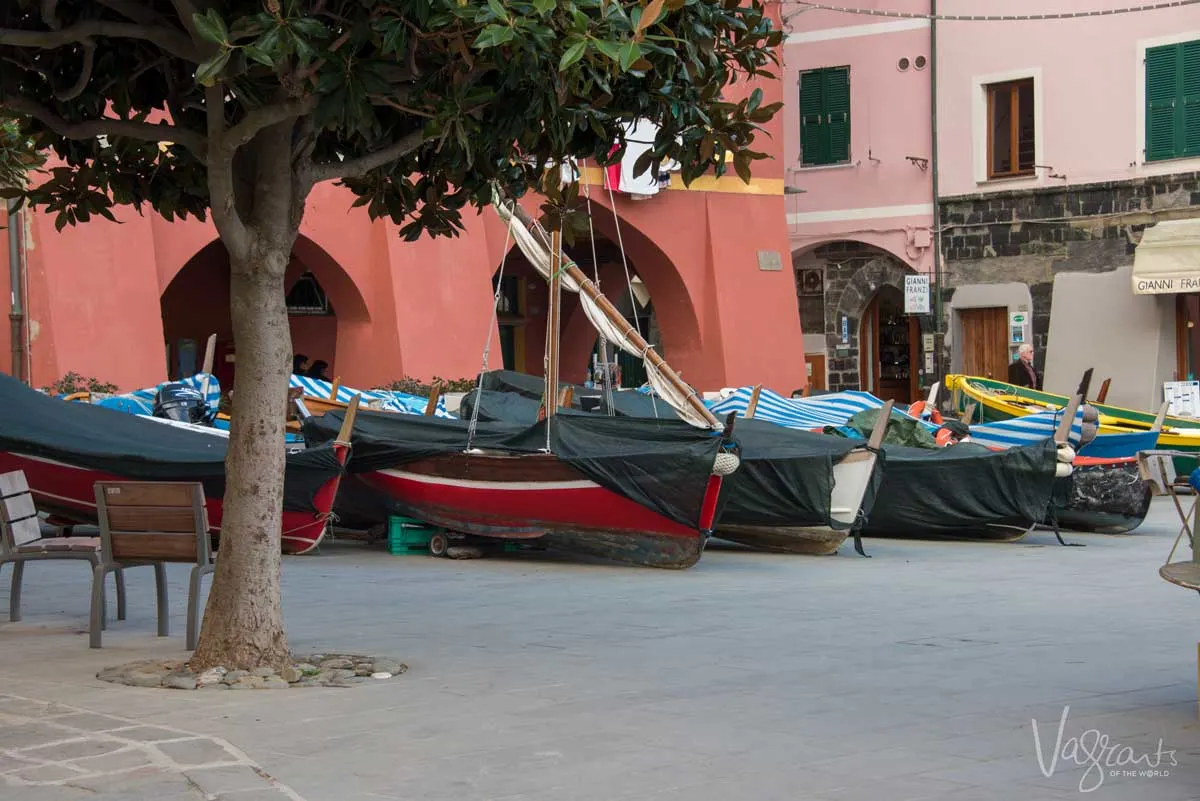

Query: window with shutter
[[1145, 39, 1200, 162], [985, 78, 1035, 179], [799, 66, 850, 167]]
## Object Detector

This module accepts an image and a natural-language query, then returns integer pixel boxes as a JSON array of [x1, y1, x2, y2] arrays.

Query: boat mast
[[545, 229, 563, 419], [504, 200, 720, 429]]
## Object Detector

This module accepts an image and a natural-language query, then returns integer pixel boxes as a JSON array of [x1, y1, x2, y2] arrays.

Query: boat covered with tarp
[[303, 407, 737, 568], [458, 388, 885, 554], [0, 373, 349, 554]]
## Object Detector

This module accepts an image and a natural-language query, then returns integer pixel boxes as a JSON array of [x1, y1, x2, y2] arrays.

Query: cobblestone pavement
[[0, 693, 304, 800], [2, 498, 1200, 800]]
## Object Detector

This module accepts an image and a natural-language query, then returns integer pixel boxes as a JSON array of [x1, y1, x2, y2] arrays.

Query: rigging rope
[[788, 0, 1200, 22], [603, 170, 662, 420], [467, 191, 515, 451], [580, 159, 616, 416]]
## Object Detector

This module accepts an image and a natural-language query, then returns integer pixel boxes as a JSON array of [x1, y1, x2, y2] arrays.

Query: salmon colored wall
[[3, 35, 807, 395]]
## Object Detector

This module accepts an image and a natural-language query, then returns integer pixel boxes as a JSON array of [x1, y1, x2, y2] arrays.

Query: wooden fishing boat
[[361, 446, 729, 568], [713, 388, 890, 556], [947, 374, 1200, 448], [1052, 455, 1152, 534], [0, 374, 355, 555], [459, 384, 888, 557], [305, 208, 740, 569]]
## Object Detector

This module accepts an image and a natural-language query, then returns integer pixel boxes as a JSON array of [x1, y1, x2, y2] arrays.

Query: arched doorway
[[161, 236, 369, 388], [797, 240, 931, 401], [492, 223, 680, 387], [858, 286, 919, 403]]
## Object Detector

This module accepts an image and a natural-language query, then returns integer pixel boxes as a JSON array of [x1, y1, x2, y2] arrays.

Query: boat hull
[[0, 451, 343, 555], [715, 524, 847, 555], [714, 447, 878, 555], [947, 374, 1200, 469], [361, 451, 707, 568], [1052, 457, 1152, 534]]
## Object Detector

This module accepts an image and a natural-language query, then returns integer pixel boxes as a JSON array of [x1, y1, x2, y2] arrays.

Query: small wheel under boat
[[429, 532, 449, 557]]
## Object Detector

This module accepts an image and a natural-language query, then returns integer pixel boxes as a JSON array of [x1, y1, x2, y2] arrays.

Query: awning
[[1132, 218, 1200, 295]]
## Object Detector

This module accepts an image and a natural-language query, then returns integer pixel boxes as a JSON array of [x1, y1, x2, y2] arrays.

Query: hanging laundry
[[602, 120, 682, 200]]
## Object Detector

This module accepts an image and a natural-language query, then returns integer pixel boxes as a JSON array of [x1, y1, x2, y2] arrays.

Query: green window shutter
[[1181, 40, 1200, 156], [824, 67, 851, 163], [1146, 43, 1180, 161], [799, 69, 827, 166]]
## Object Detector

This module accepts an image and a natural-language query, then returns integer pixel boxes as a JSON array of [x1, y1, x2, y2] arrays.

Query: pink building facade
[[0, 21, 807, 398], [783, 0, 935, 403], [784, 0, 1200, 411]]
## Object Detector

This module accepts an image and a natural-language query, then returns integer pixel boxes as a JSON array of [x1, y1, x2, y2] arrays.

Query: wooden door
[[960, 307, 1009, 379], [806, 354, 827, 391]]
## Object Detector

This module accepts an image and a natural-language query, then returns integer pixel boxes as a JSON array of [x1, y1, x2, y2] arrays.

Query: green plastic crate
[[387, 515, 435, 555]]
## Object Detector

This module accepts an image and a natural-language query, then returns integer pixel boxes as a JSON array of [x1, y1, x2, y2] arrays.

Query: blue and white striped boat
[[709, 386, 1087, 450], [83, 373, 223, 417], [289, 375, 453, 418]]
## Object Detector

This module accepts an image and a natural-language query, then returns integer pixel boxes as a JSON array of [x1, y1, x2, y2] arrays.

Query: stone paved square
[[1, 499, 1198, 800]]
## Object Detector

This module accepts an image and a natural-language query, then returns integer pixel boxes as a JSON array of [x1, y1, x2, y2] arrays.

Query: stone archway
[[161, 235, 370, 388], [797, 240, 920, 393]]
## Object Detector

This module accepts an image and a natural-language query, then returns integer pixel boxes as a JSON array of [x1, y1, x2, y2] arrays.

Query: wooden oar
[[201, 333, 217, 375], [1096, 378, 1112, 403], [1074, 368, 1094, 403], [426, 381, 444, 417], [962, 402, 977, 425], [334, 394, 361, 446], [1152, 401, 1169, 434], [1055, 394, 1083, 445], [745, 385, 763, 418]]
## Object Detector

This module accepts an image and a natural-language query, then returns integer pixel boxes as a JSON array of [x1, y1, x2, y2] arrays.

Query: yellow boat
[[945, 374, 1200, 456]]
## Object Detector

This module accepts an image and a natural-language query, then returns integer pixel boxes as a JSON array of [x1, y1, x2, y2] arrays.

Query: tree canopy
[[0, 0, 783, 239], [0, 0, 784, 671]]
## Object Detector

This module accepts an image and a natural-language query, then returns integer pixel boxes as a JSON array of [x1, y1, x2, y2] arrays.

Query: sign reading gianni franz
[[1133, 274, 1200, 295]]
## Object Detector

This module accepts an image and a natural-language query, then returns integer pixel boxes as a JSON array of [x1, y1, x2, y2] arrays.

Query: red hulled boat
[[360, 447, 732, 568], [0, 374, 354, 555]]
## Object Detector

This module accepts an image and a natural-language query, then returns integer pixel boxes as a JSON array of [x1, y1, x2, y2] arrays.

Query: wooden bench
[[91, 481, 213, 650], [0, 470, 126, 625]]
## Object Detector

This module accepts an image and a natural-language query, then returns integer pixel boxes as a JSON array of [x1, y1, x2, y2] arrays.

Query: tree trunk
[[189, 237, 293, 671]]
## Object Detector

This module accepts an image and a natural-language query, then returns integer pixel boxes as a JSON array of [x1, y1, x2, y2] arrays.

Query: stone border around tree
[[97, 654, 408, 690]]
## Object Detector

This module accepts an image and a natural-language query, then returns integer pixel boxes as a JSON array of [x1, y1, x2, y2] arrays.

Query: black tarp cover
[[477, 370, 683, 420], [455, 390, 873, 529], [0, 373, 343, 513], [860, 440, 1058, 536], [303, 408, 725, 529]]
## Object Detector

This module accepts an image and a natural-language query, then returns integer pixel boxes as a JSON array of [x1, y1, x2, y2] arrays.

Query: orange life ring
[[935, 428, 955, 447], [908, 401, 943, 425]]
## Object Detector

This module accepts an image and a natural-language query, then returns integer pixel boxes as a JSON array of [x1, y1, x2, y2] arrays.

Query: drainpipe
[[930, 0, 944, 385], [7, 200, 24, 383]]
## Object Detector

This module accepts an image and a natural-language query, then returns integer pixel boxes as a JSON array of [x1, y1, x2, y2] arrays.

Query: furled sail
[[493, 196, 718, 430]]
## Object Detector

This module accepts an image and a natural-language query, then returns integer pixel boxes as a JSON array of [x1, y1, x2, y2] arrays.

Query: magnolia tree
[[0, 0, 782, 670]]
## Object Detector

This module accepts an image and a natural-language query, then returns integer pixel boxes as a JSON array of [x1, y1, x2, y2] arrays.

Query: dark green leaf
[[487, 0, 510, 22], [193, 9, 229, 46], [559, 40, 588, 71], [746, 87, 762, 114], [474, 24, 516, 49], [733, 150, 752, 183], [618, 40, 642, 71], [195, 50, 231, 86], [242, 45, 275, 68], [533, 0, 556, 15]]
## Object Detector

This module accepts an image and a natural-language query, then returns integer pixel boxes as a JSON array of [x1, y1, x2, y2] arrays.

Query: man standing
[[1007, 343, 1041, 390]]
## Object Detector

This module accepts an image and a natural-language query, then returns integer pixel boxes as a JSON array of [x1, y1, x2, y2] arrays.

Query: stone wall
[[937, 171, 1200, 376]]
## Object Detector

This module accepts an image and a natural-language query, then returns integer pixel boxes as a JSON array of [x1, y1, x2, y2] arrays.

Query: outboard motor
[[152, 382, 209, 425]]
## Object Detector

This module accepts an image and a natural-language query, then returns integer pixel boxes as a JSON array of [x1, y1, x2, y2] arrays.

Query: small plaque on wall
[[758, 250, 783, 271]]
